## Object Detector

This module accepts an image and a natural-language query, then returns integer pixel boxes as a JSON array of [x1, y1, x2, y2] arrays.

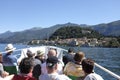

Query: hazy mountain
[[91, 20, 120, 36], [0, 25, 62, 43], [0, 20, 120, 43], [0, 31, 14, 39]]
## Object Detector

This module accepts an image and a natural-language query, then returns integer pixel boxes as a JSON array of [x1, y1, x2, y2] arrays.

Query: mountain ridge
[[0, 20, 120, 43], [91, 20, 120, 36]]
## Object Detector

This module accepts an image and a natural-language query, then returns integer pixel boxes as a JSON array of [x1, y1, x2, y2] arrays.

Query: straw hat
[[37, 50, 44, 56], [5, 44, 16, 52]]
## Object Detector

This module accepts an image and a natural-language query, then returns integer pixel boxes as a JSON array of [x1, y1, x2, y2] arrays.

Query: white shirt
[[84, 73, 104, 80], [0, 77, 3, 80], [41, 60, 63, 74], [39, 72, 71, 80]]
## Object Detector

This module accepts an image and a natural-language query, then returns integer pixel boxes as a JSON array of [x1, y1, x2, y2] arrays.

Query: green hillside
[[50, 26, 103, 40]]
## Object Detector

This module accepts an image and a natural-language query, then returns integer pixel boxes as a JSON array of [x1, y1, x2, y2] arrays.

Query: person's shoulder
[[29, 77, 36, 80], [66, 62, 74, 66], [12, 74, 36, 80], [3, 74, 14, 80], [56, 74, 72, 80], [92, 73, 104, 80], [86, 73, 104, 80], [41, 62, 46, 66], [0, 77, 3, 80], [39, 74, 50, 80], [8, 54, 15, 57], [2, 53, 7, 57], [34, 58, 41, 64], [8, 55, 17, 60], [64, 53, 72, 56]]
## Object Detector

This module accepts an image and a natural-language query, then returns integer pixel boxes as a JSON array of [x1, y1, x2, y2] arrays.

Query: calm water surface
[[61, 46, 120, 80], [0, 44, 120, 80]]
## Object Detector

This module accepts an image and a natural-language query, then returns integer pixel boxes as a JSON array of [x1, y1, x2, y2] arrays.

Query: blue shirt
[[2, 53, 17, 66]]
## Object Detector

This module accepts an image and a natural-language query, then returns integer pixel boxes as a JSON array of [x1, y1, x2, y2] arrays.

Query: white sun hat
[[5, 44, 16, 52]]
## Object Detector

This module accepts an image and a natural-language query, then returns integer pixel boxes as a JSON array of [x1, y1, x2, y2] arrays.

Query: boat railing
[[58, 48, 120, 80], [95, 63, 120, 80]]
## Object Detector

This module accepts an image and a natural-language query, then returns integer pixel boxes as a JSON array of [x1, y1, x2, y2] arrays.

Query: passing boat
[[1, 45, 120, 80]]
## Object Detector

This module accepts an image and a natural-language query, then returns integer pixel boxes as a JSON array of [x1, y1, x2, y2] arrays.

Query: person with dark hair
[[64, 52, 85, 80], [39, 56, 71, 80], [26, 49, 41, 80], [12, 58, 36, 80], [26, 48, 42, 66], [82, 58, 104, 80], [63, 48, 75, 65]]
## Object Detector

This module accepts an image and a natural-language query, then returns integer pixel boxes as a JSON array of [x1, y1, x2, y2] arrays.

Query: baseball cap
[[46, 56, 59, 68]]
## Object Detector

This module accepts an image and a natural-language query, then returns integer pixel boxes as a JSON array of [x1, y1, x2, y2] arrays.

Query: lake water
[[0, 44, 120, 80]]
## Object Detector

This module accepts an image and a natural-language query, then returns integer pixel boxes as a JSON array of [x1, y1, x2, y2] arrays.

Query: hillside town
[[28, 37, 120, 47]]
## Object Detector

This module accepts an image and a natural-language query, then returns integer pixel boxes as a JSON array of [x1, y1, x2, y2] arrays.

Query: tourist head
[[46, 56, 59, 69], [5, 44, 16, 53], [74, 51, 85, 62], [82, 58, 94, 74], [47, 49, 57, 57], [36, 50, 45, 61], [68, 48, 74, 53], [37, 50, 44, 57], [19, 58, 34, 74], [27, 48, 35, 58]]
